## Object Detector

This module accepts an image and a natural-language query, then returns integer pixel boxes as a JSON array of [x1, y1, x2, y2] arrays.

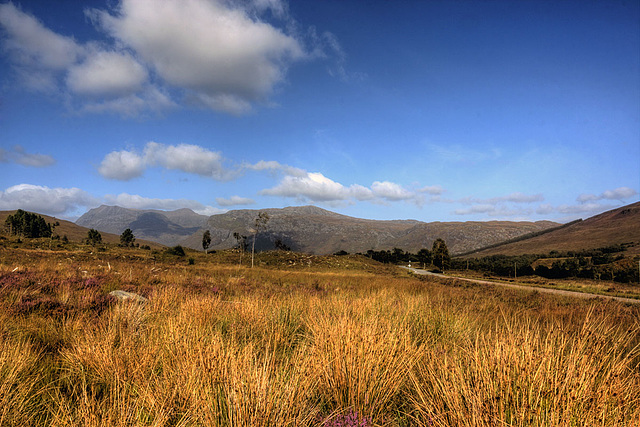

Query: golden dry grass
[[0, 246, 639, 426]]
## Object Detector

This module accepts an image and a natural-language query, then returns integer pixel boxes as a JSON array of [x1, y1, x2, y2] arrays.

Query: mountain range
[[76, 205, 558, 255]]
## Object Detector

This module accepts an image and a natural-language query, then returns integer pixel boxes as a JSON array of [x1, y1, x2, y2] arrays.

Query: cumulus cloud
[[0, 145, 55, 167], [0, 184, 98, 216], [246, 160, 306, 177], [261, 172, 351, 202], [1, 0, 326, 116], [144, 142, 229, 179], [89, 0, 305, 113], [216, 196, 256, 207], [66, 50, 148, 96], [371, 181, 414, 201], [0, 3, 81, 71], [577, 187, 637, 203], [98, 150, 145, 180], [260, 169, 419, 205], [104, 193, 224, 215], [99, 142, 234, 181]]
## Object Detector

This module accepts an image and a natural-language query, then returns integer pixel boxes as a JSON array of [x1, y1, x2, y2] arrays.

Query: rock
[[108, 290, 148, 303]]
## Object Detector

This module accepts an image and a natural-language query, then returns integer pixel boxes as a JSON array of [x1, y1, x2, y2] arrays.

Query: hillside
[[178, 205, 557, 255], [0, 210, 162, 247], [77, 205, 208, 247], [463, 201, 640, 257]]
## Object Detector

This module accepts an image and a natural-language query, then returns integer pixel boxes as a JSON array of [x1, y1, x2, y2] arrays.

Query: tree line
[[362, 238, 451, 271], [4, 209, 58, 239], [451, 245, 638, 283]]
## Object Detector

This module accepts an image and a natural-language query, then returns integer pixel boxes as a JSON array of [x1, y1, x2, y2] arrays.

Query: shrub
[[166, 245, 186, 256]]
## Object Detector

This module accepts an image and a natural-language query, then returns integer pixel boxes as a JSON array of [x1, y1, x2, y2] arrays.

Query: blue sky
[[0, 0, 638, 222]]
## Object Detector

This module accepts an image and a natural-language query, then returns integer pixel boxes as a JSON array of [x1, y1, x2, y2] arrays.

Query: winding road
[[400, 267, 640, 305]]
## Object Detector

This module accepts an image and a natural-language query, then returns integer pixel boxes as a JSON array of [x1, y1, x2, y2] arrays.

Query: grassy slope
[[0, 246, 639, 426], [463, 201, 640, 257]]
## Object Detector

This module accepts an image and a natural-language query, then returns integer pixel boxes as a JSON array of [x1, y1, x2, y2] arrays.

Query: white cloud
[[104, 192, 225, 215], [98, 150, 145, 180], [0, 146, 55, 167], [259, 169, 420, 205], [0, 3, 81, 71], [261, 171, 351, 201], [80, 86, 176, 117], [1, 0, 345, 116], [578, 187, 638, 203], [144, 142, 231, 179], [0, 183, 226, 218], [216, 196, 256, 207], [557, 202, 611, 215], [0, 184, 98, 216], [98, 142, 234, 180], [66, 50, 148, 96], [91, 0, 304, 113], [418, 185, 444, 195], [246, 160, 306, 177], [371, 181, 414, 201]]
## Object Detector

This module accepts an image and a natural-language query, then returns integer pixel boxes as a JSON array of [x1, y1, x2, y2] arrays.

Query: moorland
[[1, 235, 639, 426]]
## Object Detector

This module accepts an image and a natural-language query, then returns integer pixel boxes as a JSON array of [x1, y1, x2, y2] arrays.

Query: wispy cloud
[[0, 145, 55, 167], [454, 191, 545, 217], [577, 187, 637, 203], [216, 196, 256, 207]]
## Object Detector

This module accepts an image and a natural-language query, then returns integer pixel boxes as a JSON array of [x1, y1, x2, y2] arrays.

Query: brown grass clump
[[0, 246, 639, 426]]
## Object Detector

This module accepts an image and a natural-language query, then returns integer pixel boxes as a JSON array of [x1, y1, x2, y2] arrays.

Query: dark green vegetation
[[4, 209, 57, 239], [452, 244, 640, 284]]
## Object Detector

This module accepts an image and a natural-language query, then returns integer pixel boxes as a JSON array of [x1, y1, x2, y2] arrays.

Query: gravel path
[[400, 266, 640, 305]]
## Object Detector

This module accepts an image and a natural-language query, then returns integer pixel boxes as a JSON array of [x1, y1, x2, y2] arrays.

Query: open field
[[1, 244, 639, 426]]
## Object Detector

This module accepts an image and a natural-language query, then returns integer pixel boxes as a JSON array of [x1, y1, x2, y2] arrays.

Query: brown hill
[[77, 205, 207, 246], [178, 205, 558, 255], [0, 210, 162, 248], [462, 202, 640, 257]]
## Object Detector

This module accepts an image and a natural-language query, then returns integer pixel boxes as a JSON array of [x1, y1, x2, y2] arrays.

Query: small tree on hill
[[86, 229, 102, 246], [120, 228, 135, 247], [417, 248, 432, 269], [432, 238, 450, 273], [233, 232, 247, 265], [251, 212, 269, 268], [202, 230, 212, 253]]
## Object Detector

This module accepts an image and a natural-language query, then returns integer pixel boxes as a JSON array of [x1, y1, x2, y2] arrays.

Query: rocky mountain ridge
[[77, 205, 557, 255]]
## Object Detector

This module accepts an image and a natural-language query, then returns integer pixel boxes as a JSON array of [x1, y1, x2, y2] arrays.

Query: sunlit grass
[[0, 246, 639, 425]]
